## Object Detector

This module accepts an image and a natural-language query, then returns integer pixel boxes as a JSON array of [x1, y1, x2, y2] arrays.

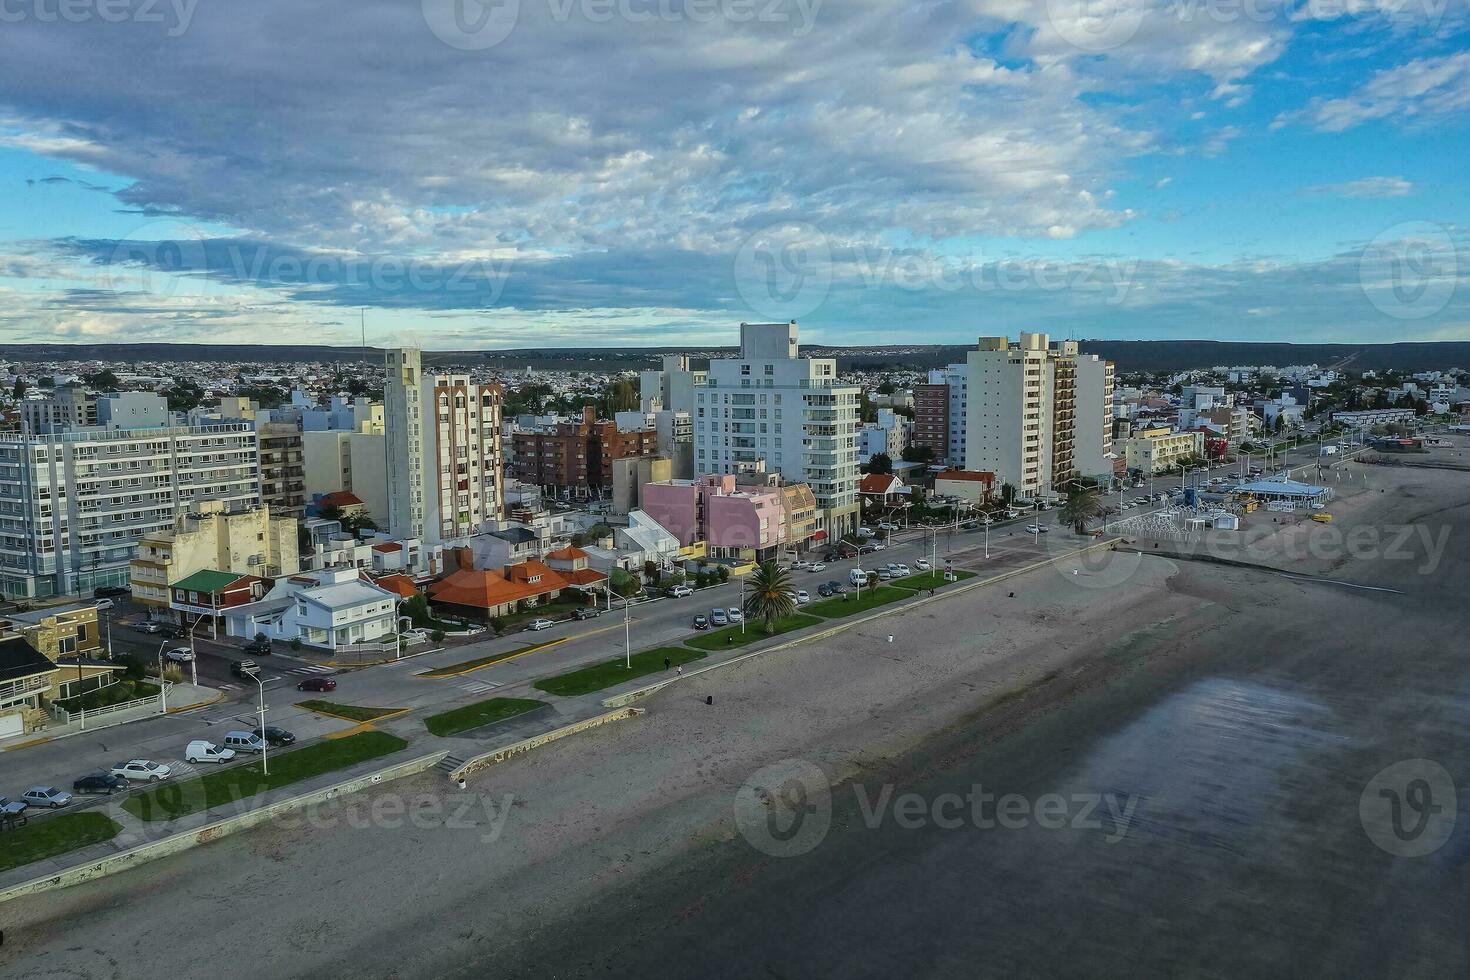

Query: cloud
[[1305, 176, 1415, 198], [1275, 51, 1470, 132]]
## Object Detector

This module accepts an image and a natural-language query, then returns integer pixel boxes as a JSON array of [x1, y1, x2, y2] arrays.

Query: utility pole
[[252, 672, 269, 776]]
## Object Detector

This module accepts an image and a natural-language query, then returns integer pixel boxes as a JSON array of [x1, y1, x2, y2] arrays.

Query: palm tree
[[744, 561, 797, 635], [1059, 476, 1102, 534]]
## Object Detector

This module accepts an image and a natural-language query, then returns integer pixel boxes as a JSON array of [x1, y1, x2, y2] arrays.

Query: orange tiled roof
[[372, 542, 403, 553], [429, 560, 570, 609], [545, 545, 590, 561], [562, 567, 608, 586], [859, 473, 903, 494], [321, 491, 364, 507], [374, 574, 419, 599], [935, 470, 996, 483]]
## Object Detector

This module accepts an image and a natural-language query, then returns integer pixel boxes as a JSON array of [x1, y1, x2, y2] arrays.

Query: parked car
[[0, 796, 26, 817], [243, 637, 273, 657], [791, 559, 812, 571], [164, 646, 194, 663], [92, 598, 115, 612], [573, 607, 601, 620], [710, 608, 729, 627], [133, 620, 163, 634], [878, 522, 895, 532], [809, 562, 826, 572], [877, 568, 893, 581], [895, 563, 911, 576], [692, 614, 710, 630], [253, 726, 296, 746], [110, 760, 171, 782], [667, 585, 694, 598], [22, 786, 73, 809], [527, 618, 555, 631], [93, 585, 130, 599], [817, 584, 834, 598], [794, 589, 810, 604], [726, 607, 743, 624], [72, 772, 128, 795], [297, 675, 337, 692], [230, 659, 260, 679], [223, 731, 267, 755], [915, 558, 931, 571], [827, 581, 848, 595], [858, 545, 876, 555], [858, 526, 875, 536], [871, 542, 887, 551], [186, 740, 236, 764]]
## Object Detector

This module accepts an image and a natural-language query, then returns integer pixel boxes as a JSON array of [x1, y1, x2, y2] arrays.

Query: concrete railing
[[51, 682, 171, 727]]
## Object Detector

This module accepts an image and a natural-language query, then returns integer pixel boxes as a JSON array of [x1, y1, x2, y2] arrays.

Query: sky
[[0, 0, 1467, 351]]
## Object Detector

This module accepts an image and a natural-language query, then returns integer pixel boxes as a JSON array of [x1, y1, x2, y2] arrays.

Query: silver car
[[22, 786, 73, 809]]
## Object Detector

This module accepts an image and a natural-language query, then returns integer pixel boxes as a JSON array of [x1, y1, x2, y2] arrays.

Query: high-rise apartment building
[[952, 333, 1114, 496], [0, 420, 260, 599], [511, 406, 661, 496], [384, 348, 503, 544], [690, 322, 860, 537], [130, 500, 299, 609], [256, 421, 306, 517], [912, 379, 951, 463]]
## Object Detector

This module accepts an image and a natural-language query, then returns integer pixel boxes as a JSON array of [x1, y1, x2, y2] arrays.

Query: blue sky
[[0, 0, 1466, 350]]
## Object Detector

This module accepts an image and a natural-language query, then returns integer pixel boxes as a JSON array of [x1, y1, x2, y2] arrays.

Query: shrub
[[717, 566, 731, 583], [430, 630, 446, 643], [163, 666, 184, 685], [289, 637, 302, 652], [122, 656, 145, 681], [490, 616, 507, 636]]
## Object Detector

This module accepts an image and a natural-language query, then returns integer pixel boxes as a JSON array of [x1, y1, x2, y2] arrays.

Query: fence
[[50, 682, 172, 728]]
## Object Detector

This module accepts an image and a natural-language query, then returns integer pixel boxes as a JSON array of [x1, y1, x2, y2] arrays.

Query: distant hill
[[2, 340, 1467, 373]]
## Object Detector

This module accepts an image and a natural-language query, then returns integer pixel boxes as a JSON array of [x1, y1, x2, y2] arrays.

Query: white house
[[223, 567, 400, 652]]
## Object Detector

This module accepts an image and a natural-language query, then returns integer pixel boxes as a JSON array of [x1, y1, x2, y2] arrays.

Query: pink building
[[641, 475, 787, 558]]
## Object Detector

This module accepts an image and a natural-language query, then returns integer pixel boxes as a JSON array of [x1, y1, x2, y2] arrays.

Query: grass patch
[[418, 639, 560, 678], [805, 586, 909, 619], [684, 614, 823, 651], [298, 700, 407, 722], [888, 569, 977, 591], [123, 731, 408, 822], [423, 697, 547, 737], [535, 647, 706, 697], [500, 597, 590, 630], [0, 811, 122, 873]]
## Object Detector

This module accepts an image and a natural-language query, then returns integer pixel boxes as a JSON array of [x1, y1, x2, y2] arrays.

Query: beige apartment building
[[1120, 427, 1206, 474], [130, 500, 300, 609]]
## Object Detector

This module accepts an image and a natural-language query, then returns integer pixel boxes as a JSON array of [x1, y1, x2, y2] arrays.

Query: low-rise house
[[0, 634, 58, 738], [3, 603, 124, 705], [858, 473, 907, 508], [222, 567, 400, 652], [428, 556, 597, 619], [170, 569, 268, 638], [933, 470, 996, 506], [640, 475, 786, 561]]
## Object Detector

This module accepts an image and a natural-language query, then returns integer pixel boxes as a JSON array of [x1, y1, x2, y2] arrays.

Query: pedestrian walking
[[676, 664, 683, 677], [664, 656, 671, 671]]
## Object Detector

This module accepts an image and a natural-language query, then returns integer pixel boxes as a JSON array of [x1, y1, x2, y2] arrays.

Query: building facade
[[385, 348, 504, 544], [0, 422, 260, 599], [912, 380, 950, 463], [690, 322, 860, 537], [511, 406, 661, 496], [130, 500, 299, 610], [257, 421, 306, 517], [1120, 428, 1206, 474]]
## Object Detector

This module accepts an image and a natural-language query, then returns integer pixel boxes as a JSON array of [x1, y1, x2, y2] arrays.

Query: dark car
[[692, 614, 710, 630], [816, 584, 834, 598], [230, 659, 260, 679], [92, 585, 130, 599], [827, 581, 848, 595], [72, 772, 128, 795], [243, 638, 273, 656], [252, 726, 296, 747], [858, 545, 877, 555], [298, 675, 336, 692], [573, 606, 601, 620]]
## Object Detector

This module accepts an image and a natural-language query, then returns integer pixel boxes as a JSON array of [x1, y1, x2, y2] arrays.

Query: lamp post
[[739, 571, 746, 635], [623, 591, 631, 669], [154, 640, 169, 714], [251, 671, 268, 776]]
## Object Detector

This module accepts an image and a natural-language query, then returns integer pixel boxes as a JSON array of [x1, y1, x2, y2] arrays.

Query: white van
[[222, 731, 266, 755], [849, 568, 869, 587], [185, 740, 236, 764]]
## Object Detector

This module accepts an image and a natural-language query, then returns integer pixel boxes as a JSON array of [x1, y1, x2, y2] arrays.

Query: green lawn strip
[[888, 569, 978, 591], [534, 647, 706, 697], [805, 586, 909, 619], [0, 811, 123, 873], [684, 614, 823, 651], [500, 598, 590, 629], [297, 700, 407, 723], [423, 697, 548, 737], [122, 731, 409, 822], [417, 639, 559, 678]]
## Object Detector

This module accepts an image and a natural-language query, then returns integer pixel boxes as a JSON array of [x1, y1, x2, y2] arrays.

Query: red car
[[297, 676, 337, 692]]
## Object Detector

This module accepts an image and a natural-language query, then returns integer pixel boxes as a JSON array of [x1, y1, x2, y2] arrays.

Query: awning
[[812, 530, 829, 541]]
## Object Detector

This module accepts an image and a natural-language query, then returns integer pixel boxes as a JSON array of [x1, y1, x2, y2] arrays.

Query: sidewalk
[[0, 682, 222, 752]]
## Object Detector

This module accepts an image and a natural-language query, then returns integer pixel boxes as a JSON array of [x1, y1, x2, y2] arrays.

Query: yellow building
[[1121, 428, 1206, 475], [3, 603, 125, 709], [131, 501, 301, 610]]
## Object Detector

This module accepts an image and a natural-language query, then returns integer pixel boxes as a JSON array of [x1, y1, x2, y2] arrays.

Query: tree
[[877, 381, 898, 395], [1059, 476, 1102, 534], [1000, 483, 1017, 506], [744, 561, 796, 635], [585, 522, 613, 543], [866, 452, 893, 475], [82, 369, 120, 391], [11, 380, 25, 399], [609, 567, 640, 598], [901, 445, 933, 464], [600, 378, 639, 416], [716, 565, 731, 584]]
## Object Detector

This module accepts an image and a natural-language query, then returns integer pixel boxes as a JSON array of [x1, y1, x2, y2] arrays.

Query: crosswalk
[[287, 665, 335, 675], [458, 680, 501, 695]]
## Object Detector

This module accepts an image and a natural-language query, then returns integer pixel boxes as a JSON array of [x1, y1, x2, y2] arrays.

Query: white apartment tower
[[691, 322, 860, 536], [0, 421, 260, 599], [960, 333, 1114, 496], [384, 348, 504, 544]]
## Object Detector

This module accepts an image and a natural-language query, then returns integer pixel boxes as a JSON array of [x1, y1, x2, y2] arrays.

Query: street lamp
[[623, 590, 632, 668], [250, 671, 268, 776], [739, 571, 746, 635], [154, 640, 169, 713]]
